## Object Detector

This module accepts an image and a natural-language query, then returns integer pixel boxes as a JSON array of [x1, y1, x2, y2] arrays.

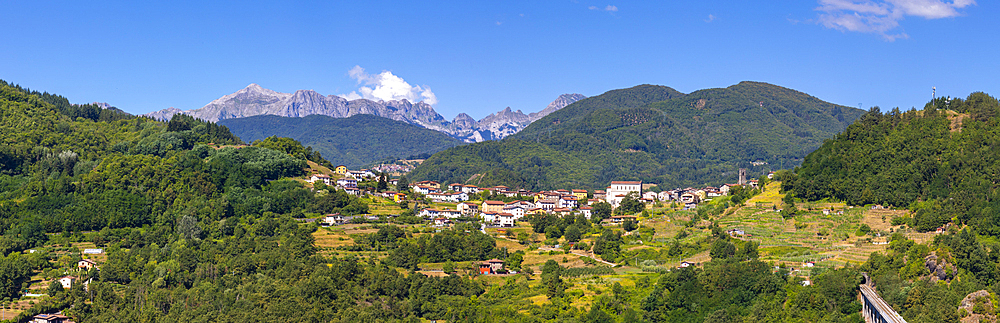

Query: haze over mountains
[[144, 84, 585, 143]]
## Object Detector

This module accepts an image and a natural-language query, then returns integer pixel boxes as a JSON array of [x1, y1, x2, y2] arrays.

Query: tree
[[376, 175, 388, 192], [564, 225, 582, 243], [443, 260, 455, 274], [541, 260, 565, 298], [710, 239, 736, 260], [396, 176, 410, 192], [622, 219, 638, 232], [47, 280, 64, 296], [545, 225, 563, 240], [615, 192, 645, 215], [592, 202, 612, 222]]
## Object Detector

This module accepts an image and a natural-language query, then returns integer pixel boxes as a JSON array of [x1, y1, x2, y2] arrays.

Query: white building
[[309, 174, 332, 185], [605, 181, 642, 207]]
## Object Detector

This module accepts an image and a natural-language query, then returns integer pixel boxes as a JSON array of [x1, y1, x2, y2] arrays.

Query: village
[[306, 165, 767, 229]]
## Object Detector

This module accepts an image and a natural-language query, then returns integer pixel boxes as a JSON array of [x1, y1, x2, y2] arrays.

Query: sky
[[1, 0, 996, 120]]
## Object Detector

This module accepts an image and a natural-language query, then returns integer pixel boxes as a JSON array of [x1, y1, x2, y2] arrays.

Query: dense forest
[[409, 82, 865, 190], [0, 80, 488, 321], [786, 92, 1000, 234], [219, 114, 463, 168]]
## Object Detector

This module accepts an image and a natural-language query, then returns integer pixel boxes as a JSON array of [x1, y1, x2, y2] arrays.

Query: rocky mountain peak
[[143, 84, 585, 143]]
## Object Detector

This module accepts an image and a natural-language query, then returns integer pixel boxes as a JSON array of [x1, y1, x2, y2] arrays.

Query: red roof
[[611, 181, 642, 184], [484, 201, 506, 205]]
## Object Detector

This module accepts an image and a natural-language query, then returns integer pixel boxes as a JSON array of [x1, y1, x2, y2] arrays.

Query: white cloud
[[705, 14, 716, 22], [816, 0, 975, 40], [340, 66, 438, 105], [589, 5, 618, 12]]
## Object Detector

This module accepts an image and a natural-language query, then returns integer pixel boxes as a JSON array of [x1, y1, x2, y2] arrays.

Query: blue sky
[[1, 1, 994, 120]]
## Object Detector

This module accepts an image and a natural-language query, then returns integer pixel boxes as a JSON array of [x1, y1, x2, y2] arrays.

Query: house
[[336, 177, 358, 188], [457, 202, 479, 215], [657, 191, 673, 201], [322, 214, 346, 226], [804, 262, 815, 268], [343, 187, 361, 196], [445, 192, 469, 202], [720, 184, 740, 195], [558, 196, 578, 209], [334, 165, 348, 175], [414, 181, 441, 189], [642, 191, 659, 201], [578, 206, 593, 219], [534, 191, 560, 203], [496, 213, 516, 227], [553, 208, 573, 216], [461, 185, 480, 194], [594, 190, 607, 200], [381, 191, 407, 203], [427, 192, 449, 201], [59, 276, 76, 289], [705, 190, 723, 198], [503, 201, 534, 219], [31, 313, 72, 323], [482, 200, 507, 213], [309, 174, 332, 185], [434, 217, 452, 226], [767, 171, 776, 179], [479, 259, 505, 274], [693, 190, 707, 201], [609, 215, 637, 224], [680, 192, 700, 204], [423, 209, 461, 219], [526, 208, 547, 215], [412, 185, 439, 195], [448, 183, 464, 192], [572, 189, 588, 201], [537, 198, 557, 211], [82, 249, 103, 255], [480, 212, 499, 224], [77, 259, 97, 270], [679, 261, 694, 268], [606, 181, 642, 207], [419, 209, 442, 218]]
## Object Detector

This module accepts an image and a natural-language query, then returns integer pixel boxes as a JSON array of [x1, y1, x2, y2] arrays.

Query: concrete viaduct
[[860, 273, 907, 323]]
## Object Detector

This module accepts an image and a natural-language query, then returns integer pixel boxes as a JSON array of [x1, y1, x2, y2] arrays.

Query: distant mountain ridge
[[408, 82, 867, 190], [219, 114, 463, 168], [144, 84, 585, 142]]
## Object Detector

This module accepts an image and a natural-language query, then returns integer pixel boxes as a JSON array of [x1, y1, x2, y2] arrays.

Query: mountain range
[[218, 114, 463, 168], [408, 81, 868, 190], [144, 85, 585, 143]]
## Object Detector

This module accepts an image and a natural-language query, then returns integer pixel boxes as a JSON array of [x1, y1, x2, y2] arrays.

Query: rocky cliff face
[[143, 84, 585, 142], [529, 93, 587, 120]]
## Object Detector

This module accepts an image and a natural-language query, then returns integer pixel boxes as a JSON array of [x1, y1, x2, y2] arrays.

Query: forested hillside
[[219, 114, 463, 168], [786, 92, 1000, 233], [410, 82, 865, 190], [0, 80, 487, 321]]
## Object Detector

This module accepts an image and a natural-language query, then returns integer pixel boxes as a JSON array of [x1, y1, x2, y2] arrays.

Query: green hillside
[[219, 114, 464, 168], [787, 92, 1000, 234], [410, 82, 865, 190]]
